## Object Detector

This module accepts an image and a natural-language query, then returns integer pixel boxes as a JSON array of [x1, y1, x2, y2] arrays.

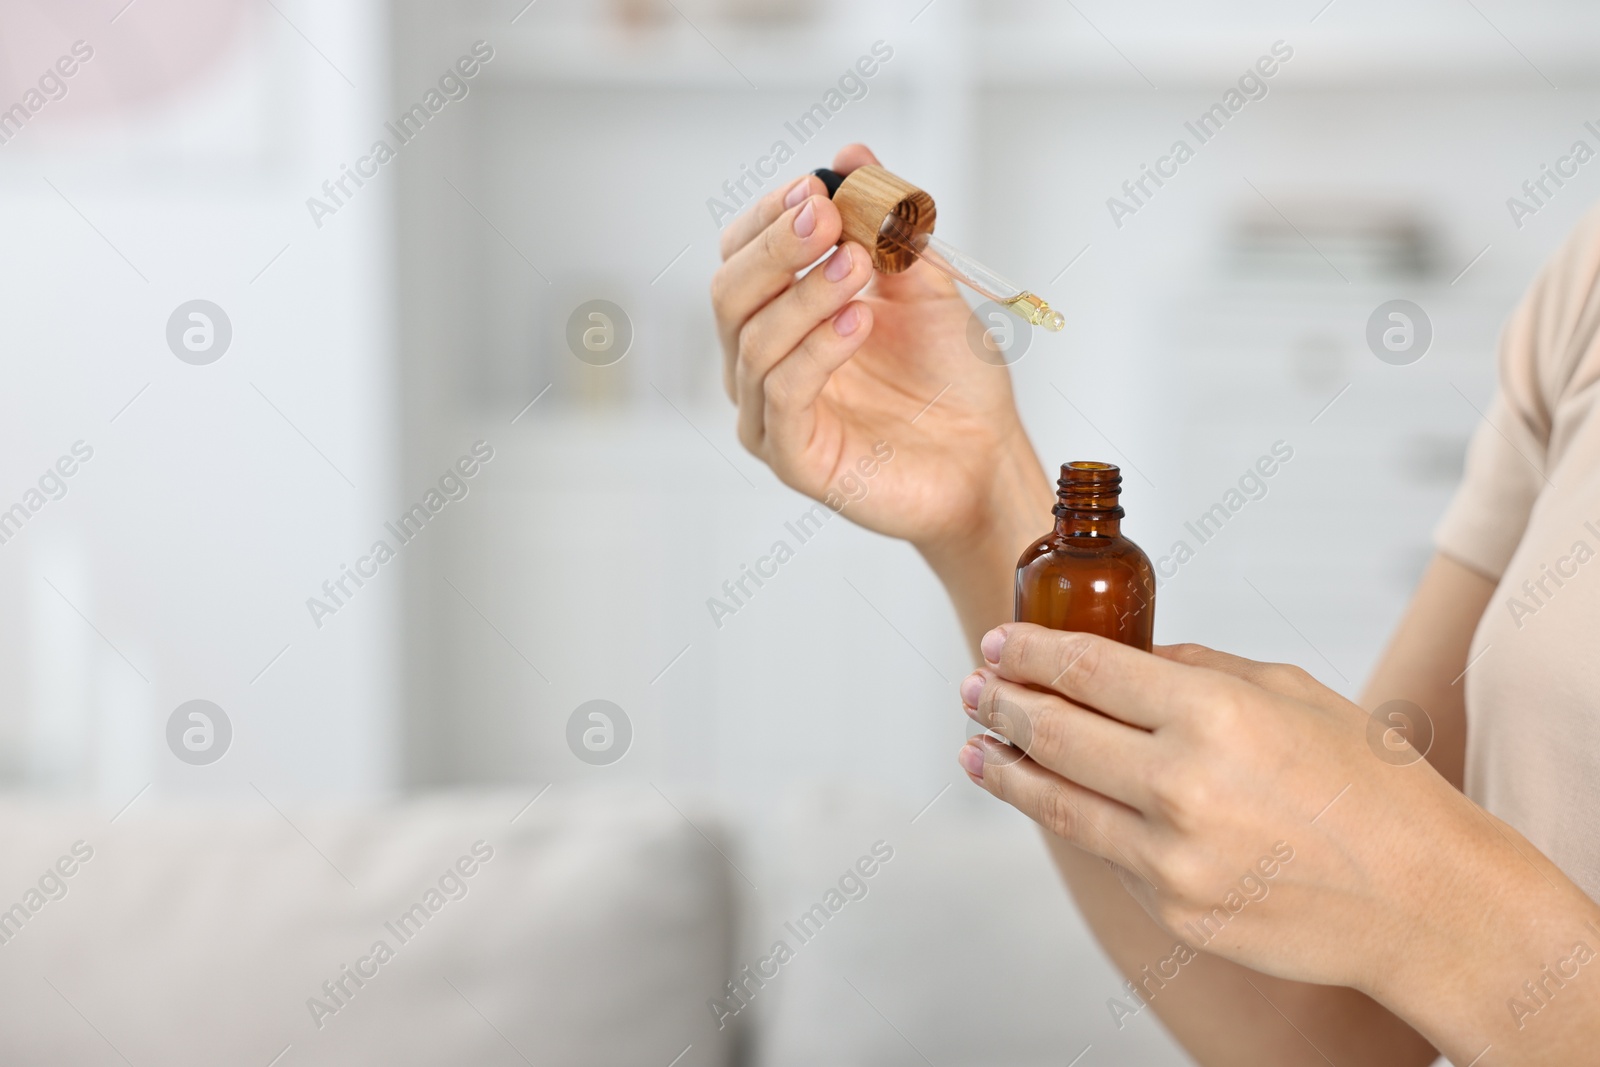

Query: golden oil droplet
[[1005, 292, 1065, 332]]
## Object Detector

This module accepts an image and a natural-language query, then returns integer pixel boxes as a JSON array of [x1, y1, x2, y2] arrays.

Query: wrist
[[917, 432, 1053, 652]]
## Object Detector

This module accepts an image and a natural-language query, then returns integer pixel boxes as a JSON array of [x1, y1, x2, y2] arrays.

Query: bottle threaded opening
[[1054, 461, 1124, 519]]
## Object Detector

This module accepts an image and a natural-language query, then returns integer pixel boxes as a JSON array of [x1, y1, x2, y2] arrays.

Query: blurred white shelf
[[973, 20, 1600, 89], [485, 21, 881, 89], [474, 12, 1600, 89]]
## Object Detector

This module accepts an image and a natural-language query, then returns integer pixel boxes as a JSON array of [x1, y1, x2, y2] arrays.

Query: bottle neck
[[1053, 461, 1124, 539], [1055, 511, 1121, 538]]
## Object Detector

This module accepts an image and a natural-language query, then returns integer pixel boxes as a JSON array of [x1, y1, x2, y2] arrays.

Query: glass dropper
[[877, 213, 1066, 332], [814, 165, 1066, 332]]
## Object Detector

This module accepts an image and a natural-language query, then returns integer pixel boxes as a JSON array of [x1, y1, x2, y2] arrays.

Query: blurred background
[[1, 0, 1597, 1063]]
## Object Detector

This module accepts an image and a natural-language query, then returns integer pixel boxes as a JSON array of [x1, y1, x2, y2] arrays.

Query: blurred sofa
[[0, 786, 1194, 1066]]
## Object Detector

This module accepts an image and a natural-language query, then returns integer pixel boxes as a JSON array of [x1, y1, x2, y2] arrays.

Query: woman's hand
[[710, 143, 1051, 561], [959, 625, 1433, 989], [957, 624, 1600, 1061]]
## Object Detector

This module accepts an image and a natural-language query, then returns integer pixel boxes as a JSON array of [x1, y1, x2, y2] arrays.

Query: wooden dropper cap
[[814, 165, 937, 274]]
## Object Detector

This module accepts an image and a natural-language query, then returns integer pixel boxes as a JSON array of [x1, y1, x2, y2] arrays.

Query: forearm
[[1356, 554, 1600, 1059], [1043, 835, 1437, 1065], [917, 433, 1053, 659], [1368, 799, 1600, 1064], [1358, 552, 1493, 791]]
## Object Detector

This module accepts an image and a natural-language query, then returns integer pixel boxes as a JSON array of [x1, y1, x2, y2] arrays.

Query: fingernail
[[958, 742, 985, 779], [784, 178, 812, 209], [959, 671, 983, 709], [794, 200, 817, 238], [834, 304, 861, 336], [980, 628, 1005, 664], [824, 244, 853, 282]]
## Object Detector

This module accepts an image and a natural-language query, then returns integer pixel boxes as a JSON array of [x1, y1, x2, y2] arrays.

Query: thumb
[[832, 142, 881, 174]]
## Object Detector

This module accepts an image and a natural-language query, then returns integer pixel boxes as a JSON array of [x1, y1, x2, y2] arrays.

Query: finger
[[982, 623, 1220, 730], [719, 173, 819, 263], [718, 145, 874, 267], [761, 301, 875, 464], [832, 142, 880, 174], [963, 669, 1156, 809], [711, 194, 844, 398], [719, 147, 870, 267], [960, 736, 1150, 869], [1156, 643, 1325, 702], [735, 241, 872, 449], [720, 148, 872, 269]]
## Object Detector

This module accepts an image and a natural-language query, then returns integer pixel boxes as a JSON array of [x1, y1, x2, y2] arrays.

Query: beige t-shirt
[[1435, 201, 1600, 902]]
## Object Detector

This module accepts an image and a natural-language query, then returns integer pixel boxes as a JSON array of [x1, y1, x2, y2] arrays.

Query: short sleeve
[[1433, 388, 1545, 581], [1434, 203, 1600, 580]]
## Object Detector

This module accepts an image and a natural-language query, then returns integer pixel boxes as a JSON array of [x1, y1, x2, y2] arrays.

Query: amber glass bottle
[[1015, 462, 1155, 650]]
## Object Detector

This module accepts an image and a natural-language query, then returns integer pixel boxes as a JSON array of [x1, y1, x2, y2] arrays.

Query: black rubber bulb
[[811, 168, 846, 198]]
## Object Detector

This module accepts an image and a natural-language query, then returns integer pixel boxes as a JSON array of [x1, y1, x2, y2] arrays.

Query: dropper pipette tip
[[1006, 292, 1066, 332]]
